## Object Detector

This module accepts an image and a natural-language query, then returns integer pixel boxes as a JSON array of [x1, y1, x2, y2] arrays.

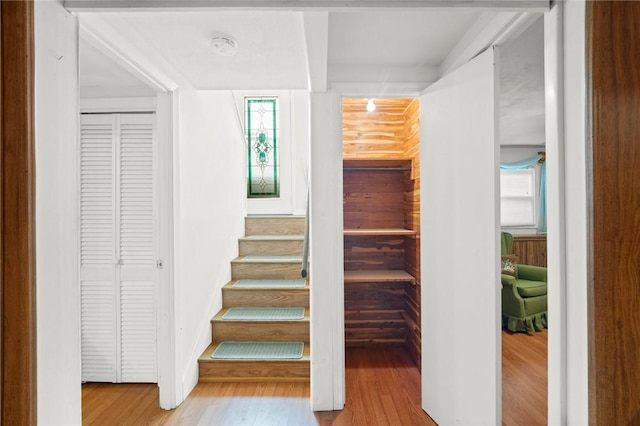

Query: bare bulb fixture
[[211, 33, 238, 57], [366, 99, 376, 112]]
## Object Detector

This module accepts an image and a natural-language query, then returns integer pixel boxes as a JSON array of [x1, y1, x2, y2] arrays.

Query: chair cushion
[[516, 279, 547, 297], [501, 232, 514, 255], [501, 255, 519, 278]]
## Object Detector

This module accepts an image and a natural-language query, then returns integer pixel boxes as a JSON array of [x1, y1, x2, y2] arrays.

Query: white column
[[563, 1, 589, 424], [309, 90, 345, 411]]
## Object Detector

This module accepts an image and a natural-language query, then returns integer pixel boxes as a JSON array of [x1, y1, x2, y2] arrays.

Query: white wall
[[233, 90, 310, 215], [35, 1, 82, 424], [291, 91, 311, 215], [174, 88, 246, 400], [562, 1, 589, 423], [309, 91, 345, 411]]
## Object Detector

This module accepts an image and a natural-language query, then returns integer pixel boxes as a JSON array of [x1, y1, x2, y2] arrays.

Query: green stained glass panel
[[246, 97, 279, 198]]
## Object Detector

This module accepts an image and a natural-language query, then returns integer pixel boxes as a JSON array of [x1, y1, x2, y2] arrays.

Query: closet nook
[[342, 98, 421, 369]]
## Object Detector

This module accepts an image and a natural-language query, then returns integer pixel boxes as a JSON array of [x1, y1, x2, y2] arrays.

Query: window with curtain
[[500, 168, 536, 227], [499, 152, 546, 234]]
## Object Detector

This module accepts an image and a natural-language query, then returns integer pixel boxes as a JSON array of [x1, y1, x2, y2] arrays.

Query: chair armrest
[[517, 264, 547, 282], [501, 274, 519, 294]]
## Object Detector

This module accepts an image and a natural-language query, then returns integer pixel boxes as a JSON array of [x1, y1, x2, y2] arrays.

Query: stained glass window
[[245, 97, 279, 198]]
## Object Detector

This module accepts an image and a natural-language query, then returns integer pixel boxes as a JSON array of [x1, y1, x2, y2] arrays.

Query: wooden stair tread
[[232, 255, 303, 263], [240, 235, 304, 240], [223, 280, 310, 290], [198, 342, 310, 383], [344, 270, 416, 283], [212, 307, 310, 322], [199, 341, 310, 363], [246, 215, 305, 219]]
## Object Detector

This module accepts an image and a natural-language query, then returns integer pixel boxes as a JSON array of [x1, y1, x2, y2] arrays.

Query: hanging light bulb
[[366, 98, 376, 112]]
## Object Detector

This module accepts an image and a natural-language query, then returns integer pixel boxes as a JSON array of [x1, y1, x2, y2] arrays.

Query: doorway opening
[[497, 15, 548, 425]]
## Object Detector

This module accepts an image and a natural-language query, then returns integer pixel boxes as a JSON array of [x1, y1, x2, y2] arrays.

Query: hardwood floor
[[502, 329, 548, 426], [83, 331, 546, 425], [83, 348, 434, 425]]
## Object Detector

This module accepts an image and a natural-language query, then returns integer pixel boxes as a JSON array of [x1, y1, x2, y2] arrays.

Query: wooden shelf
[[344, 270, 416, 283], [344, 228, 417, 237], [343, 158, 411, 171]]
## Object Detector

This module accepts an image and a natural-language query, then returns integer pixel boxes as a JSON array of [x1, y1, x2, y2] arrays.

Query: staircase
[[198, 215, 310, 382]]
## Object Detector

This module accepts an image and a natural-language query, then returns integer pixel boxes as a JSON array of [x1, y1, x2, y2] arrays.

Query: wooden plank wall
[[343, 98, 409, 159], [511, 235, 547, 267], [342, 98, 422, 358], [343, 168, 408, 346], [343, 170, 407, 230], [402, 99, 421, 370]]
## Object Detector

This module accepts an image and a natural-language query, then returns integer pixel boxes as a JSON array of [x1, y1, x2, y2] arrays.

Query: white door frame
[[79, 27, 179, 409], [324, 5, 566, 422], [74, 1, 570, 418]]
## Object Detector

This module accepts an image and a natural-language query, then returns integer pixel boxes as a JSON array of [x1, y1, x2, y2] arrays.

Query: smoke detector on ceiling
[[211, 33, 238, 57]]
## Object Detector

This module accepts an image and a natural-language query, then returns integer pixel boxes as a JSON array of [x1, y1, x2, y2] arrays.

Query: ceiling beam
[[302, 12, 328, 92], [65, 0, 551, 12], [79, 13, 184, 91], [439, 11, 517, 77]]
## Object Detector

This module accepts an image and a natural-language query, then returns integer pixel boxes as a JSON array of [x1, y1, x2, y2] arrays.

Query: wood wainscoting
[[511, 235, 547, 267]]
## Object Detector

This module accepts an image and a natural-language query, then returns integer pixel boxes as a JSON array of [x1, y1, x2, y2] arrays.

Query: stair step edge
[[240, 235, 304, 240], [223, 279, 309, 289], [212, 308, 310, 322], [233, 256, 303, 263], [199, 342, 310, 362]]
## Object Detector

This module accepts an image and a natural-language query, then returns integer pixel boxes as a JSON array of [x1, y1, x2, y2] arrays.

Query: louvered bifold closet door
[[117, 114, 157, 383], [80, 114, 117, 382], [80, 113, 157, 383]]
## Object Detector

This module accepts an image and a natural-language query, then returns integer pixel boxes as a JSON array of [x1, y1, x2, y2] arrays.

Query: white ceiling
[[499, 16, 545, 145], [79, 10, 486, 93], [117, 11, 310, 90], [80, 37, 157, 97], [328, 11, 480, 67], [78, 9, 545, 146]]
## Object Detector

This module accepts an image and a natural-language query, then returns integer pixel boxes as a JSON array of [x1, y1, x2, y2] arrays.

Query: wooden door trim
[[587, 1, 640, 423], [1, 0, 37, 423]]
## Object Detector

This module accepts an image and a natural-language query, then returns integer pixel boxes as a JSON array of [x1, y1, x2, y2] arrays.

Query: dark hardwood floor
[[82, 330, 546, 425]]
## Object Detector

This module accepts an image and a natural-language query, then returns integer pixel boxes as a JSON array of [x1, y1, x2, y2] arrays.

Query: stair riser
[[223, 289, 309, 308], [199, 360, 310, 382], [239, 239, 304, 256], [231, 262, 303, 279], [211, 321, 309, 342], [245, 217, 305, 236]]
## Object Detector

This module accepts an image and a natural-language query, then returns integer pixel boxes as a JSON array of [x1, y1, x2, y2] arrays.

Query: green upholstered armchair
[[501, 232, 548, 332]]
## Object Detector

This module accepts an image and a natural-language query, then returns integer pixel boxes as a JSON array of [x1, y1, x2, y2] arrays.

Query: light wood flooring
[[82, 330, 546, 425]]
